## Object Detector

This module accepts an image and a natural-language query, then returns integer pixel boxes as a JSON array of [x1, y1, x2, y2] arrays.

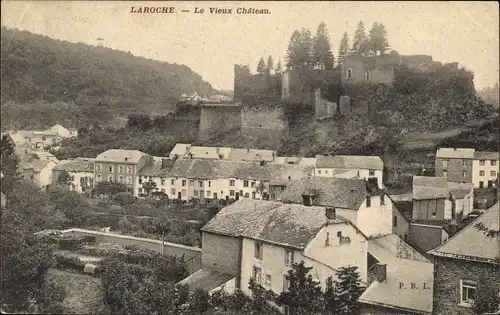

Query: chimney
[[302, 195, 312, 206], [373, 263, 387, 282], [325, 207, 336, 220]]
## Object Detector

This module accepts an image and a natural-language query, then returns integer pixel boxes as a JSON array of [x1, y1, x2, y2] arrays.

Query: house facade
[[94, 149, 152, 194], [435, 148, 499, 188], [52, 158, 94, 193], [314, 155, 385, 189], [21, 159, 58, 190], [429, 203, 500, 315]]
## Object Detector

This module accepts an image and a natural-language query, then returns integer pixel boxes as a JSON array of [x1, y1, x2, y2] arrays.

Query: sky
[[1, 1, 498, 91]]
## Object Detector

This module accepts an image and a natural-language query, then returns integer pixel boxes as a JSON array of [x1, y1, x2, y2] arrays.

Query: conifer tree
[[334, 266, 365, 315], [275, 60, 283, 75], [313, 22, 335, 70], [351, 21, 368, 56], [337, 31, 350, 66], [285, 30, 302, 69], [257, 57, 266, 75], [324, 276, 341, 314], [368, 22, 390, 56], [267, 55, 274, 72]]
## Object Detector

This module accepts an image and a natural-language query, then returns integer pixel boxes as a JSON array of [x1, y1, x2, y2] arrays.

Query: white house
[[279, 177, 409, 240], [192, 199, 368, 307], [314, 155, 385, 188], [48, 124, 78, 139], [21, 158, 58, 190], [52, 158, 94, 193], [136, 158, 175, 196], [472, 151, 499, 188]]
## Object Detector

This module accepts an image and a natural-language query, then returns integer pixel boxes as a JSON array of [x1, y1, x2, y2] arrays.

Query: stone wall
[[435, 157, 473, 183], [408, 224, 443, 253], [433, 256, 500, 315], [240, 106, 288, 144], [198, 105, 242, 141], [314, 89, 337, 120], [201, 232, 241, 278]]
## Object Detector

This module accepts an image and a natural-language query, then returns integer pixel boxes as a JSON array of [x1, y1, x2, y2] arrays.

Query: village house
[[94, 149, 152, 194], [19, 155, 58, 190], [314, 155, 385, 189], [226, 148, 277, 163], [429, 203, 500, 315], [136, 158, 175, 196], [359, 234, 434, 315], [435, 148, 499, 188], [166, 159, 313, 201], [48, 124, 78, 139], [279, 177, 408, 240], [182, 199, 368, 305], [52, 158, 94, 193], [272, 156, 317, 166], [5, 129, 61, 149]]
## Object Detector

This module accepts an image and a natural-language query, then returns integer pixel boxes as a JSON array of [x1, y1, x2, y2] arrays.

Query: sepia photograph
[[0, 1, 499, 314]]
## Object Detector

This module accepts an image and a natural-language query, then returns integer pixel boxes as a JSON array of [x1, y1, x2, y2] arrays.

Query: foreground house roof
[[279, 177, 369, 209], [95, 149, 148, 164], [201, 199, 347, 249], [359, 234, 433, 314], [316, 155, 384, 170], [178, 268, 234, 292], [429, 202, 500, 264]]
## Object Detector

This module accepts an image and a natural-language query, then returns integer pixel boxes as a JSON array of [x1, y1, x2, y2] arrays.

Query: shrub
[[54, 254, 86, 271], [114, 192, 135, 205], [58, 236, 83, 250]]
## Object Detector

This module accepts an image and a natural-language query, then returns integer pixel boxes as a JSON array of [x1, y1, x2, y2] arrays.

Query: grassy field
[[46, 269, 103, 314]]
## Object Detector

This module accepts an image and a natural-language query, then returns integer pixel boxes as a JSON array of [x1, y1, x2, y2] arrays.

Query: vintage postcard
[[1, 1, 499, 314]]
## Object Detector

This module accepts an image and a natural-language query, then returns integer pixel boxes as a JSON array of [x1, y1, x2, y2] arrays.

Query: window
[[366, 196, 371, 207], [127, 166, 132, 174], [171, 188, 176, 196], [108, 165, 113, 172], [119, 166, 124, 173], [96, 174, 101, 182], [251, 182, 256, 188], [182, 180, 186, 187], [244, 192, 249, 198], [480, 170, 485, 176], [171, 179, 175, 185], [182, 189, 186, 196], [119, 176, 124, 183], [325, 170, 329, 174], [369, 169, 375, 176], [194, 190, 199, 197], [479, 181, 484, 188], [285, 249, 294, 266], [189, 180, 194, 186], [139, 188, 143, 193], [254, 242, 263, 259], [380, 194, 385, 205], [393, 216, 398, 227], [158, 178, 164, 185], [463, 171, 467, 178], [479, 160, 485, 166], [244, 180, 249, 187], [127, 176, 132, 184], [96, 164, 101, 172], [462, 160, 467, 167], [138, 177, 143, 184], [404, 234, 408, 242], [283, 275, 290, 291], [443, 170, 448, 177], [161, 188, 165, 193], [283, 306, 290, 315], [346, 68, 352, 79], [108, 175, 113, 182], [491, 160, 497, 166], [442, 159, 448, 167], [318, 170, 322, 174], [208, 181, 211, 187], [253, 267, 262, 284], [252, 192, 256, 199], [459, 280, 476, 306], [265, 274, 272, 288], [206, 191, 211, 197], [199, 181, 203, 187], [230, 190, 235, 196], [230, 180, 235, 187], [490, 170, 497, 177]]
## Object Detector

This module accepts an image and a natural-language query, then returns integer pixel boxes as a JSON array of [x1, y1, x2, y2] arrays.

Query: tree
[[337, 31, 350, 66], [48, 185, 89, 226], [154, 216, 171, 257], [285, 28, 314, 72], [275, 60, 283, 75], [93, 181, 127, 197], [276, 261, 323, 314], [351, 21, 368, 56], [142, 179, 158, 196], [267, 55, 274, 73], [313, 22, 335, 70], [334, 266, 365, 315], [257, 57, 266, 75], [368, 22, 390, 56], [323, 276, 341, 314], [285, 30, 302, 69], [57, 170, 72, 186], [255, 182, 266, 200]]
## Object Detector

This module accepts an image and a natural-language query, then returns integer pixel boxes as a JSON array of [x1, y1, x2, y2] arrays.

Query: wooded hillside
[[1, 27, 216, 129]]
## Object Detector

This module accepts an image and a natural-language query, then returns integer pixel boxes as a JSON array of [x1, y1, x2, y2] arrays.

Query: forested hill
[[0, 27, 216, 129]]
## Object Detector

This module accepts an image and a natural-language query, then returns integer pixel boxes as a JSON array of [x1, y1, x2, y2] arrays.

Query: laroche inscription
[[130, 6, 271, 14]]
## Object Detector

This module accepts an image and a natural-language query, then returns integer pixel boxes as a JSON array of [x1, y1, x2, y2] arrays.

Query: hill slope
[[0, 27, 216, 129]]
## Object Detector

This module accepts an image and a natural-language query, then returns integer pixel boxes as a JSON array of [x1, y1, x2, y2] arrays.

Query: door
[[235, 192, 239, 200], [200, 190, 204, 199], [177, 192, 182, 199], [213, 192, 218, 200], [488, 181, 493, 188], [479, 181, 484, 188]]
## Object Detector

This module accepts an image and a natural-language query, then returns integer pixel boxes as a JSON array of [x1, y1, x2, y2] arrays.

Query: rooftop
[[316, 155, 383, 170], [412, 176, 473, 200], [177, 268, 234, 292], [429, 202, 499, 263], [169, 143, 192, 158], [137, 160, 173, 177], [474, 151, 500, 160], [201, 199, 346, 249], [227, 148, 276, 162], [435, 148, 475, 159], [95, 149, 148, 164], [185, 146, 232, 160], [54, 158, 94, 173], [279, 177, 370, 210]]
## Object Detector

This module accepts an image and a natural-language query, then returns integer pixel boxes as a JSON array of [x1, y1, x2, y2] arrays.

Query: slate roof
[[169, 143, 191, 158], [186, 146, 232, 160], [279, 177, 368, 210], [22, 159, 54, 172], [177, 268, 234, 292], [435, 148, 475, 159], [137, 160, 172, 177], [201, 199, 346, 249], [412, 176, 473, 200], [316, 155, 384, 170], [429, 202, 500, 263], [169, 159, 312, 181], [360, 234, 433, 314], [227, 148, 276, 162], [474, 151, 500, 160], [95, 149, 148, 164], [53, 158, 94, 173], [273, 157, 317, 166]]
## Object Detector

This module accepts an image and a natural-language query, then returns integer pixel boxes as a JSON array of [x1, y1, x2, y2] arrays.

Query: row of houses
[[3, 124, 78, 151]]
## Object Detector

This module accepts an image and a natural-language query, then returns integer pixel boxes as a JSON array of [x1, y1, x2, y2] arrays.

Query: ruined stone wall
[[198, 105, 242, 141], [240, 106, 288, 144]]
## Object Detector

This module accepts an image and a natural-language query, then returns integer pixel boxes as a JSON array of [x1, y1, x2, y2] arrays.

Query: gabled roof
[[474, 151, 500, 160], [359, 234, 433, 314], [201, 199, 347, 249], [137, 160, 172, 177], [435, 148, 475, 159], [22, 159, 55, 172], [412, 176, 473, 200], [95, 149, 148, 164], [429, 203, 499, 263], [316, 155, 383, 170], [169, 143, 192, 157], [186, 146, 232, 160], [54, 158, 94, 173], [227, 148, 276, 162], [177, 268, 234, 292], [279, 177, 368, 210]]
